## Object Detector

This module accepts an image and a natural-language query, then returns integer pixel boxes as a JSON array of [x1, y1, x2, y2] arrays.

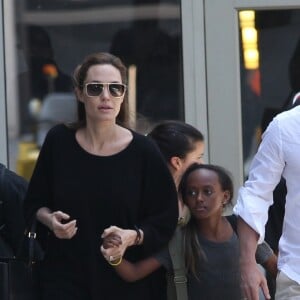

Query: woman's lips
[[98, 105, 112, 110]]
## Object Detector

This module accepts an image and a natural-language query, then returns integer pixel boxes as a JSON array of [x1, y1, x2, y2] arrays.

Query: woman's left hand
[[102, 233, 122, 250], [101, 226, 138, 260]]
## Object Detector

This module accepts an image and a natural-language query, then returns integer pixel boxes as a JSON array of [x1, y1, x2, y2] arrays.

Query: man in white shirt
[[234, 103, 300, 300]]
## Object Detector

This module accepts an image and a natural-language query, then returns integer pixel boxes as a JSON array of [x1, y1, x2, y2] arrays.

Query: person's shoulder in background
[[0, 163, 28, 197], [0, 163, 28, 256]]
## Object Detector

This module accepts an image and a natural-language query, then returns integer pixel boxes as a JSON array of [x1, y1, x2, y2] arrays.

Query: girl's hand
[[101, 226, 139, 259], [101, 233, 122, 262], [50, 211, 77, 239], [102, 233, 122, 249]]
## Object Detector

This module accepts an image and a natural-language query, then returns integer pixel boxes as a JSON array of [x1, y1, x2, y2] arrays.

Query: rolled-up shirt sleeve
[[234, 118, 285, 243]]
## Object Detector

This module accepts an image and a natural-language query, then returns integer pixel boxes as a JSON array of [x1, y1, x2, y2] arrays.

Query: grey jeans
[[276, 271, 300, 299]]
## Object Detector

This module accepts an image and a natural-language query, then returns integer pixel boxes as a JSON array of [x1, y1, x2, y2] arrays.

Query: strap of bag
[[27, 220, 37, 266], [168, 226, 188, 300], [16, 218, 38, 268]]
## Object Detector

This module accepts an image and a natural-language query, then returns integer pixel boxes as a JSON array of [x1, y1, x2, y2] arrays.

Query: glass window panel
[[7, 0, 184, 177], [239, 9, 300, 177]]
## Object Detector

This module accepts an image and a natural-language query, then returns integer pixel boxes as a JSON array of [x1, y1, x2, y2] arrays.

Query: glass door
[[205, 0, 300, 197], [3, 0, 185, 178]]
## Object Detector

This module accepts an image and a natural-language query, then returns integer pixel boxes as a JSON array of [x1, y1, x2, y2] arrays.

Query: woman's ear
[[170, 156, 182, 171]]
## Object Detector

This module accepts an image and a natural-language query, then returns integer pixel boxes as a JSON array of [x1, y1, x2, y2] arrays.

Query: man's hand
[[240, 260, 270, 300]]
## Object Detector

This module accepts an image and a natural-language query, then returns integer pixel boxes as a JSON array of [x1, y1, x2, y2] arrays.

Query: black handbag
[[0, 219, 43, 300], [0, 164, 43, 300]]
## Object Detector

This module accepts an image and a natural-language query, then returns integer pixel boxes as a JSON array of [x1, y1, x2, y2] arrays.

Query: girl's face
[[179, 141, 205, 177], [184, 168, 230, 220], [78, 64, 124, 124]]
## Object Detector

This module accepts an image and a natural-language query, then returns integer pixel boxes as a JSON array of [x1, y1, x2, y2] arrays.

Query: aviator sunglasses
[[85, 82, 127, 98]]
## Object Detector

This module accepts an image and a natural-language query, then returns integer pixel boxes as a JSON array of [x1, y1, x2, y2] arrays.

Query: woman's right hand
[[36, 207, 77, 239], [50, 211, 77, 239]]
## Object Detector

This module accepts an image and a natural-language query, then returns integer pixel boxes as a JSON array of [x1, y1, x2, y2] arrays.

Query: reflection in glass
[[7, 0, 183, 176], [239, 9, 300, 177], [18, 25, 73, 135]]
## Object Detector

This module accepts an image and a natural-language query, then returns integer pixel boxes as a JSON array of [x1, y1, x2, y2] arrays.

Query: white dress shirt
[[234, 105, 300, 283]]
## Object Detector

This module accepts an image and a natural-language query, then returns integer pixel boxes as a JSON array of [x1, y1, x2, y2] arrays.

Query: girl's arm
[[261, 253, 278, 279], [113, 256, 162, 282], [102, 233, 162, 282], [255, 241, 278, 279]]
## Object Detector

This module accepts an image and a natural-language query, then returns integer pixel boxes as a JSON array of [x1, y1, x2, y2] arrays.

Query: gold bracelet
[[108, 257, 122, 266]]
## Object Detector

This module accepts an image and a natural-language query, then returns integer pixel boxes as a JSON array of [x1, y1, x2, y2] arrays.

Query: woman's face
[[183, 168, 229, 220], [78, 64, 125, 124]]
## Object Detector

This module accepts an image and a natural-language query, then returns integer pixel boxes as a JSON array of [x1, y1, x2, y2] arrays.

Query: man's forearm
[[238, 216, 259, 263]]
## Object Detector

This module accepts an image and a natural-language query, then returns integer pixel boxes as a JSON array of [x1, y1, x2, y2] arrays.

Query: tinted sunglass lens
[[87, 84, 103, 96], [109, 84, 125, 97]]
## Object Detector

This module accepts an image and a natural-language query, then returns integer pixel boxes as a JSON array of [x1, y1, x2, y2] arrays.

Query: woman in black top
[[24, 52, 178, 300]]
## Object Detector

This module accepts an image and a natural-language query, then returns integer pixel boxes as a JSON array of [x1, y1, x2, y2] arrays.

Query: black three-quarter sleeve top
[[24, 124, 178, 300]]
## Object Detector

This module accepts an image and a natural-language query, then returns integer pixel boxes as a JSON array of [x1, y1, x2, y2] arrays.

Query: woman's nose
[[101, 85, 110, 99]]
